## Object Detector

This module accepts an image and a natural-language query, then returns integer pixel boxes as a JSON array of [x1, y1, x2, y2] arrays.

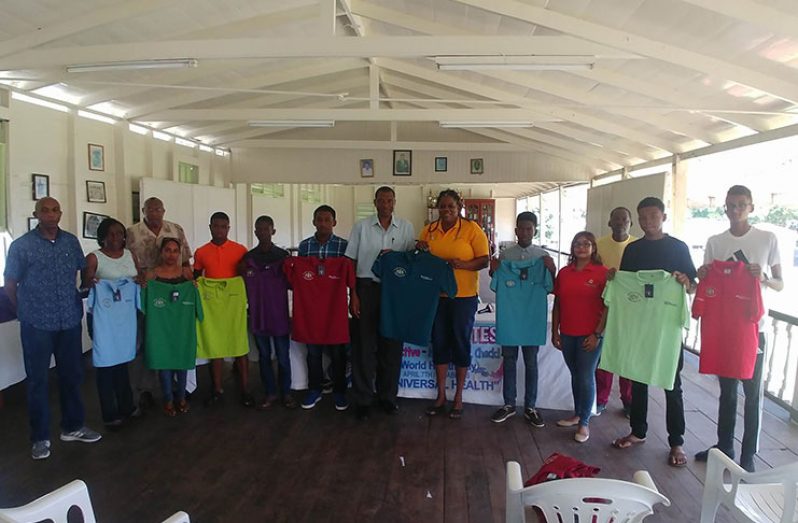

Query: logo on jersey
[[627, 292, 642, 302], [420, 275, 433, 281], [153, 298, 167, 308], [505, 280, 516, 288], [705, 287, 716, 297], [393, 267, 407, 278], [585, 278, 596, 287], [245, 269, 255, 278], [303, 271, 315, 281], [101, 299, 113, 308]]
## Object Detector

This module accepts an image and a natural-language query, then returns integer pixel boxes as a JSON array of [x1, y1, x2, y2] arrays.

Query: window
[[178, 161, 199, 184], [251, 183, 285, 198]]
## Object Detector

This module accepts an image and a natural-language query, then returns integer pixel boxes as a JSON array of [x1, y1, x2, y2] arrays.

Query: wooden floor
[[1, 352, 798, 522]]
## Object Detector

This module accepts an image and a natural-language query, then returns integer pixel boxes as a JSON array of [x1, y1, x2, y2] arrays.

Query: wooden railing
[[764, 309, 798, 420]]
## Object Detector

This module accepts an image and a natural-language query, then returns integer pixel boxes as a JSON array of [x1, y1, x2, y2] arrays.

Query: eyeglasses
[[572, 241, 593, 248], [724, 202, 751, 211]]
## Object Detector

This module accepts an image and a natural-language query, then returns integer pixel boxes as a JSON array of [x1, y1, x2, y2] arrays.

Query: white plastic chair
[[161, 511, 191, 523], [0, 479, 97, 523], [700, 448, 798, 522], [505, 461, 670, 523]]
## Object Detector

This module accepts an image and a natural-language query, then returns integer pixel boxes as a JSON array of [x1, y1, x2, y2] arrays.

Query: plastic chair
[[0, 479, 97, 523], [700, 448, 798, 522], [505, 461, 670, 523], [161, 511, 191, 523]]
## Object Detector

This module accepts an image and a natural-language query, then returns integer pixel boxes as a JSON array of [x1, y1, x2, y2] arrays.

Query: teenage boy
[[611, 197, 696, 468], [595, 207, 636, 416], [4, 197, 102, 460], [694, 185, 782, 472], [345, 187, 416, 420], [240, 216, 297, 410], [489, 211, 555, 427], [297, 205, 359, 411], [194, 212, 251, 407]]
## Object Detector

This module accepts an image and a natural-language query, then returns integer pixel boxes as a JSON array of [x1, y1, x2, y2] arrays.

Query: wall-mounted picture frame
[[86, 180, 107, 203], [434, 156, 448, 172], [470, 158, 484, 175], [360, 158, 374, 178], [27, 217, 39, 231], [88, 143, 105, 171], [393, 150, 412, 176], [31, 174, 49, 200], [83, 211, 109, 239]]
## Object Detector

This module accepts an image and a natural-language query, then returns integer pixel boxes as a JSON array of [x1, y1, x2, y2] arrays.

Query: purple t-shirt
[[242, 257, 290, 337]]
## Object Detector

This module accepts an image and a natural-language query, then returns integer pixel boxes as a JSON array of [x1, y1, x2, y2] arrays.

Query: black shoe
[[204, 391, 224, 407], [695, 445, 735, 462], [356, 406, 371, 421], [380, 400, 399, 415], [740, 458, 755, 473], [138, 391, 155, 410], [240, 392, 255, 408]]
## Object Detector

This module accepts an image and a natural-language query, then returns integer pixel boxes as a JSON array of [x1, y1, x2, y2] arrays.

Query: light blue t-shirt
[[87, 278, 141, 367], [490, 258, 552, 346]]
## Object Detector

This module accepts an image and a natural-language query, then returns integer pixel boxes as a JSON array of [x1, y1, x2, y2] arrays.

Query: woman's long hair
[[567, 231, 603, 266]]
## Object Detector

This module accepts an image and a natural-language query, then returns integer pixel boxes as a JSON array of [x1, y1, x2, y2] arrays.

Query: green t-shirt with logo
[[143, 280, 203, 370], [599, 270, 689, 390], [196, 276, 250, 359]]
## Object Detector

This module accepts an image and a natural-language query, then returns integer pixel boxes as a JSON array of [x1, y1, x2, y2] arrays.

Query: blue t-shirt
[[87, 278, 141, 367], [372, 251, 457, 345], [490, 258, 552, 346], [3, 228, 86, 331]]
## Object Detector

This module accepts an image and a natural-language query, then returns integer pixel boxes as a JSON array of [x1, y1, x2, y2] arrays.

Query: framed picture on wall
[[470, 158, 484, 175], [88, 143, 105, 171], [83, 211, 109, 239], [86, 180, 107, 203], [360, 159, 374, 178], [393, 150, 412, 176], [31, 174, 49, 200], [435, 157, 447, 172], [27, 217, 39, 231]]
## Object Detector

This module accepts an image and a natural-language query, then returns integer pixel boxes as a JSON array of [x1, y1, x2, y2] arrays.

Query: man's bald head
[[33, 197, 62, 230], [34, 196, 59, 214], [142, 197, 165, 227]]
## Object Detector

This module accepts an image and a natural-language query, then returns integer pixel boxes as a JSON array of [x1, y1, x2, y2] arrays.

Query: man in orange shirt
[[194, 212, 251, 407]]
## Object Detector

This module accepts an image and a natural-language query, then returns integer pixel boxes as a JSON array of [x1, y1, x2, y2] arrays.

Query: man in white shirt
[[345, 187, 416, 420], [694, 185, 783, 472]]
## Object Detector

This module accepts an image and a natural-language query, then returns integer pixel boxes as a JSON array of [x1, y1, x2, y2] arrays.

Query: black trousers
[[716, 333, 766, 463], [351, 279, 403, 407], [630, 348, 685, 447]]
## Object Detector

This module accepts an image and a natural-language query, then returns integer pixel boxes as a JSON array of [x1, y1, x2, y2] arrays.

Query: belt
[[356, 278, 380, 285]]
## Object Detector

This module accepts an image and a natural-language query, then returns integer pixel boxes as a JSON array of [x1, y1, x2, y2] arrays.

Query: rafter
[[450, 0, 798, 104], [678, 0, 798, 40]]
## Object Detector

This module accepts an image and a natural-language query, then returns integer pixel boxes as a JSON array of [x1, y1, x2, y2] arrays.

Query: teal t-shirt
[[599, 270, 689, 390], [490, 258, 552, 346]]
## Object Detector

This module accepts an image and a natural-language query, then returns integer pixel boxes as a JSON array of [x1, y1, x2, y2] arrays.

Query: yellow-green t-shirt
[[419, 218, 489, 298], [596, 234, 636, 270], [196, 276, 249, 359]]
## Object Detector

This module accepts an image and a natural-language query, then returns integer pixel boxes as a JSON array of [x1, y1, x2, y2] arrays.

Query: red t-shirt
[[194, 240, 247, 279], [693, 260, 763, 379], [553, 263, 608, 336], [283, 256, 354, 345]]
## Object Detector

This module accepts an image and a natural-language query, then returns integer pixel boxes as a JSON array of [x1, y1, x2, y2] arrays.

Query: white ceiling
[[1, 0, 797, 178]]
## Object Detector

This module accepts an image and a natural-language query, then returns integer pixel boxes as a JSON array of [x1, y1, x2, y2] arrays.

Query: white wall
[[4, 98, 232, 253]]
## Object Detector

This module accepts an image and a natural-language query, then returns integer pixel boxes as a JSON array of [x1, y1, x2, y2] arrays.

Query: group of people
[[4, 185, 781, 475]]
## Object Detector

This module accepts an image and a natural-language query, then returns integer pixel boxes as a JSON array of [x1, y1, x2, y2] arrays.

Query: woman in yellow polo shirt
[[418, 189, 490, 419]]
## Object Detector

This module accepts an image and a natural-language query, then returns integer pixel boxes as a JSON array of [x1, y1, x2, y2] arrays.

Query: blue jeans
[[20, 322, 85, 442], [95, 363, 135, 423], [560, 334, 602, 427], [501, 346, 539, 409], [158, 370, 187, 403], [254, 334, 292, 397]]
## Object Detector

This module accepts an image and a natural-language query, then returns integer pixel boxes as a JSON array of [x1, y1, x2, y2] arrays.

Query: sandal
[[448, 407, 463, 420], [176, 400, 190, 414], [425, 403, 447, 416], [612, 434, 646, 449], [668, 447, 688, 468], [163, 402, 176, 417]]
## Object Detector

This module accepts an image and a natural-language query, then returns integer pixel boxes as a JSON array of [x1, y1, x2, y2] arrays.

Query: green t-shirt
[[143, 280, 203, 370], [196, 276, 249, 359], [599, 270, 689, 390]]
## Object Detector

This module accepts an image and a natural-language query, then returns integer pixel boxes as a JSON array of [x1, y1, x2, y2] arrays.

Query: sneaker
[[31, 440, 51, 460], [491, 405, 516, 423], [594, 403, 606, 416], [60, 427, 102, 443], [334, 393, 349, 411], [302, 390, 322, 409], [283, 394, 299, 409], [321, 378, 334, 395], [524, 408, 545, 428]]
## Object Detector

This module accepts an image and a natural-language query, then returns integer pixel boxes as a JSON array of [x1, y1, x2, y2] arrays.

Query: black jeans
[[351, 279, 403, 407], [716, 333, 765, 463], [95, 363, 135, 423], [630, 348, 685, 447], [307, 344, 347, 394]]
